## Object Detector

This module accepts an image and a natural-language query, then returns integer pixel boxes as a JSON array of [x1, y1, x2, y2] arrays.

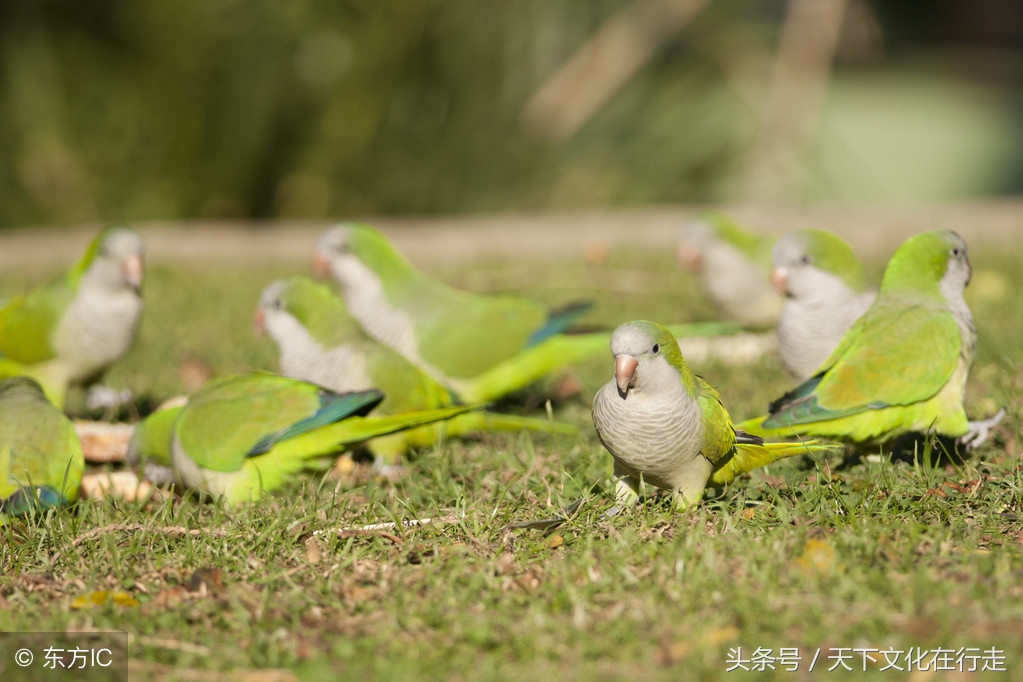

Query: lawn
[[1, 228, 1021, 681]]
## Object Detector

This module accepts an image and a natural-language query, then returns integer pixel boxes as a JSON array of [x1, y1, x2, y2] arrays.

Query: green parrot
[[591, 320, 830, 510], [0, 226, 145, 407], [677, 211, 782, 328], [0, 377, 84, 516], [314, 222, 592, 383], [740, 230, 1003, 448], [127, 373, 477, 505], [313, 222, 737, 402], [125, 401, 181, 486], [771, 229, 876, 381], [254, 277, 577, 465]]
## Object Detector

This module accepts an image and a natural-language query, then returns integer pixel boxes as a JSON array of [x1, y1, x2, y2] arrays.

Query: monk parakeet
[[313, 222, 737, 402], [771, 229, 876, 381], [677, 212, 782, 327], [127, 373, 479, 505], [254, 277, 577, 464], [741, 230, 1002, 448], [0, 377, 84, 516], [312, 222, 595, 381], [591, 321, 828, 510], [0, 226, 144, 407], [125, 400, 182, 486]]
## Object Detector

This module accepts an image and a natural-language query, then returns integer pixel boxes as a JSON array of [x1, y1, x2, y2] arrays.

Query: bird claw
[[958, 408, 1007, 449], [373, 462, 409, 483], [86, 385, 134, 411]]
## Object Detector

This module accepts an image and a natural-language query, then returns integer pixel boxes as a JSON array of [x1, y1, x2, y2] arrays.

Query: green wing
[[694, 377, 737, 466], [0, 377, 84, 513], [0, 283, 74, 363], [273, 404, 480, 458], [175, 374, 382, 472], [765, 299, 962, 427], [410, 284, 554, 378]]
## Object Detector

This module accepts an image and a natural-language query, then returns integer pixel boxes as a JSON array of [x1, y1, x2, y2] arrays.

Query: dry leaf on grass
[[71, 590, 140, 609]]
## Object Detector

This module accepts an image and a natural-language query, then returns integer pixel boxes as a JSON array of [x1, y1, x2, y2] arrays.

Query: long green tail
[[458, 321, 740, 403], [708, 439, 837, 488], [361, 409, 579, 466], [219, 405, 483, 504], [270, 405, 481, 461]]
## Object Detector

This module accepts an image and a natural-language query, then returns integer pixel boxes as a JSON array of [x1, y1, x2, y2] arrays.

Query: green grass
[[2, 240, 1022, 681]]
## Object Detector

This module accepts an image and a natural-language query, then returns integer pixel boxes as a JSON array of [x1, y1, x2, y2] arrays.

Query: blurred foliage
[[0, 0, 1021, 228]]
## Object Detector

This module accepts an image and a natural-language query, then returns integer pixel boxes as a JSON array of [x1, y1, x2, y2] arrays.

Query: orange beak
[[312, 250, 331, 278], [614, 354, 638, 396], [122, 255, 144, 292], [252, 308, 266, 337], [677, 243, 702, 272], [770, 266, 789, 296]]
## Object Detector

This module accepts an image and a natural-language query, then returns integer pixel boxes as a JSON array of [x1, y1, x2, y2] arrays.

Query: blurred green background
[[1, 0, 1021, 228]]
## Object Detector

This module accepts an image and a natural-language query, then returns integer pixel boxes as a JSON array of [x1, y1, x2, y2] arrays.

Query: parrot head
[[314, 222, 406, 288], [255, 278, 309, 343], [880, 230, 972, 298], [253, 279, 288, 337], [77, 226, 145, 296], [608, 321, 690, 399], [770, 228, 867, 298], [256, 276, 361, 347], [676, 220, 714, 272]]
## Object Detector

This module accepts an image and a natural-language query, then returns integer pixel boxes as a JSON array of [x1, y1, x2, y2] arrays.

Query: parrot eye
[[950, 247, 963, 258], [652, 343, 660, 354], [273, 298, 284, 309], [799, 254, 813, 265]]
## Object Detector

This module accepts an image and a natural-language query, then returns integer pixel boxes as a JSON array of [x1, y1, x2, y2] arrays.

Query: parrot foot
[[959, 408, 1007, 449], [86, 385, 134, 411], [373, 462, 409, 482]]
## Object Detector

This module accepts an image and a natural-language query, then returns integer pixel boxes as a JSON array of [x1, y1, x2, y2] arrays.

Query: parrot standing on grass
[[0, 377, 84, 516], [0, 226, 144, 407], [591, 321, 830, 510], [313, 222, 737, 403], [771, 229, 877, 381], [677, 212, 782, 327], [740, 230, 1004, 448], [254, 277, 577, 466], [126, 373, 478, 505]]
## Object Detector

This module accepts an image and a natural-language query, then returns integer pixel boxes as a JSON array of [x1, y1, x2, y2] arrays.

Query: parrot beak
[[312, 250, 331, 278], [677, 243, 701, 272], [770, 266, 789, 296], [122, 255, 144, 293], [252, 308, 266, 337], [614, 354, 638, 397]]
